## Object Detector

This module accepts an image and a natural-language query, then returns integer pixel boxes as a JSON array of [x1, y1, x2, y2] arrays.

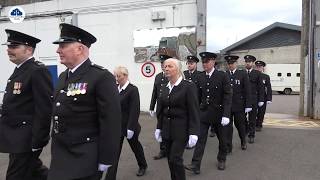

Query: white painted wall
[[0, 0, 197, 110], [229, 45, 301, 65]]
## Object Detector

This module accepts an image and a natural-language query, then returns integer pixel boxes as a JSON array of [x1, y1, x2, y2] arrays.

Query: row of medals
[[13, 82, 22, 94], [67, 83, 88, 96]]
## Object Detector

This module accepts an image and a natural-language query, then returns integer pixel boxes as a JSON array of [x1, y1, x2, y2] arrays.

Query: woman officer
[[105, 66, 147, 180], [154, 58, 200, 180]]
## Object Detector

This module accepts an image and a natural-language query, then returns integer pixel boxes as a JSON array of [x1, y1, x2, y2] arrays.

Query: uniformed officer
[[0, 30, 53, 180], [183, 55, 217, 138], [149, 54, 172, 160], [183, 55, 200, 84], [155, 58, 200, 180], [225, 55, 251, 152], [255, 60, 272, 131], [104, 66, 147, 179], [185, 52, 232, 172], [48, 23, 122, 180], [244, 55, 265, 143]]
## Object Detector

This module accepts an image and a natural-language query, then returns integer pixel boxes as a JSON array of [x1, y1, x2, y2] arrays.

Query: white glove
[[127, 129, 134, 139], [267, 101, 272, 104], [245, 108, 252, 113], [154, 129, 162, 142], [187, 135, 198, 148], [98, 164, 111, 172], [258, 102, 264, 107], [221, 117, 230, 126], [149, 110, 155, 117], [31, 148, 42, 152]]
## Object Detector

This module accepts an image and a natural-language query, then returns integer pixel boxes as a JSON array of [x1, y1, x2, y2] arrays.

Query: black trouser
[[160, 141, 166, 154], [74, 171, 102, 180], [105, 132, 147, 180], [227, 111, 247, 151], [164, 138, 187, 180], [191, 108, 228, 169], [6, 150, 48, 180], [247, 103, 258, 138], [256, 101, 267, 128]]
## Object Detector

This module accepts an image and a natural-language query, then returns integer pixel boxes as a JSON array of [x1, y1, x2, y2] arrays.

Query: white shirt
[[230, 69, 237, 75], [16, 56, 33, 68], [166, 76, 183, 93], [118, 80, 129, 93], [206, 67, 215, 78], [69, 59, 87, 73]]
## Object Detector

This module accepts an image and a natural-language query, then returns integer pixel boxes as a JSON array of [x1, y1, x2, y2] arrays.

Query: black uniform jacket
[[261, 73, 272, 102], [0, 58, 53, 153], [156, 80, 200, 140], [49, 59, 122, 179], [227, 69, 251, 112], [197, 70, 232, 119], [149, 72, 168, 111], [183, 70, 201, 85], [247, 69, 264, 105], [119, 83, 141, 136]]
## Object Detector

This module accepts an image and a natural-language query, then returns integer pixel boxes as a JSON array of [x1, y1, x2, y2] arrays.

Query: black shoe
[[209, 131, 216, 137], [241, 143, 247, 150], [217, 161, 226, 170], [226, 148, 232, 155], [136, 167, 147, 176], [256, 127, 262, 132], [184, 164, 200, 174], [248, 137, 254, 144], [153, 152, 166, 160]]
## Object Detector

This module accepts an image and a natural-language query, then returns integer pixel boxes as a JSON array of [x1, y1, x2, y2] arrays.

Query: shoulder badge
[[91, 62, 106, 70], [35, 61, 45, 66]]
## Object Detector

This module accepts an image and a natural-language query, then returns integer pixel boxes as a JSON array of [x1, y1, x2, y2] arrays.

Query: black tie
[[206, 74, 210, 79], [231, 71, 234, 76], [247, 70, 250, 75], [68, 71, 73, 79]]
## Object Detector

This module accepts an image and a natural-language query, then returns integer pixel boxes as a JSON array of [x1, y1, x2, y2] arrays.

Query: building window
[[277, 73, 282, 77], [296, 73, 300, 77], [287, 73, 291, 77]]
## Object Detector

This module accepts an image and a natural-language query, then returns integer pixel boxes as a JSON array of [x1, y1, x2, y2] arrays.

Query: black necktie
[[68, 71, 73, 79], [231, 71, 234, 76], [206, 74, 210, 79]]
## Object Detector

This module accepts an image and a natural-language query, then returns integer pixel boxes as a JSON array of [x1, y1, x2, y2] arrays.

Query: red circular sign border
[[141, 62, 156, 78]]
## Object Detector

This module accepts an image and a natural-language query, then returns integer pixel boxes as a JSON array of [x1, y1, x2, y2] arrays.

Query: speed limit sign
[[141, 62, 156, 77]]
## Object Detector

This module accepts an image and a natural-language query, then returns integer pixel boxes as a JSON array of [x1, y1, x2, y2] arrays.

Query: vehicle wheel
[[283, 88, 292, 95]]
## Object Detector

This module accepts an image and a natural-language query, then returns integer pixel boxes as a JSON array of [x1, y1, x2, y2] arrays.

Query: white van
[[265, 64, 300, 95]]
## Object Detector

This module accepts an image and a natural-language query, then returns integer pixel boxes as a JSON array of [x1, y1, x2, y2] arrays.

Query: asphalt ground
[[1, 95, 320, 180]]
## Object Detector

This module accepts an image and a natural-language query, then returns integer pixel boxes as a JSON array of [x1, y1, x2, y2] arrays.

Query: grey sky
[[207, 0, 302, 52]]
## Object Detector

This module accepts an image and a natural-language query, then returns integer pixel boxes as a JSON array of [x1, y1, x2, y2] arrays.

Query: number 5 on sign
[[141, 62, 156, 77]]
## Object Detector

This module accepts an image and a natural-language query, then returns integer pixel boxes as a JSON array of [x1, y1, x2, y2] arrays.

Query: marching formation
[[0, 24, 272, 180]]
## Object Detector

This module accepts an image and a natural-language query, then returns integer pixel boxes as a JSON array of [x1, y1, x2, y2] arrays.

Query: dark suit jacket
[[0, 58, 53, 153], [183, 70, 200, 85], [247, 69, 264, 105], [261, 73, 272, 102], [156, 80, 200, 140], [119, 83, 141, 136], [227, 69, 251, 112], [149, 72, 168, 111], [197, 70, 232, 119], [48, 59, 122, 180]]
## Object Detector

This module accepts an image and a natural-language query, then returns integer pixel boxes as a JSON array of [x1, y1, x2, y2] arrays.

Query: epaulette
[[90, 62, 106, 70], [34, 61, 45, 66]]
